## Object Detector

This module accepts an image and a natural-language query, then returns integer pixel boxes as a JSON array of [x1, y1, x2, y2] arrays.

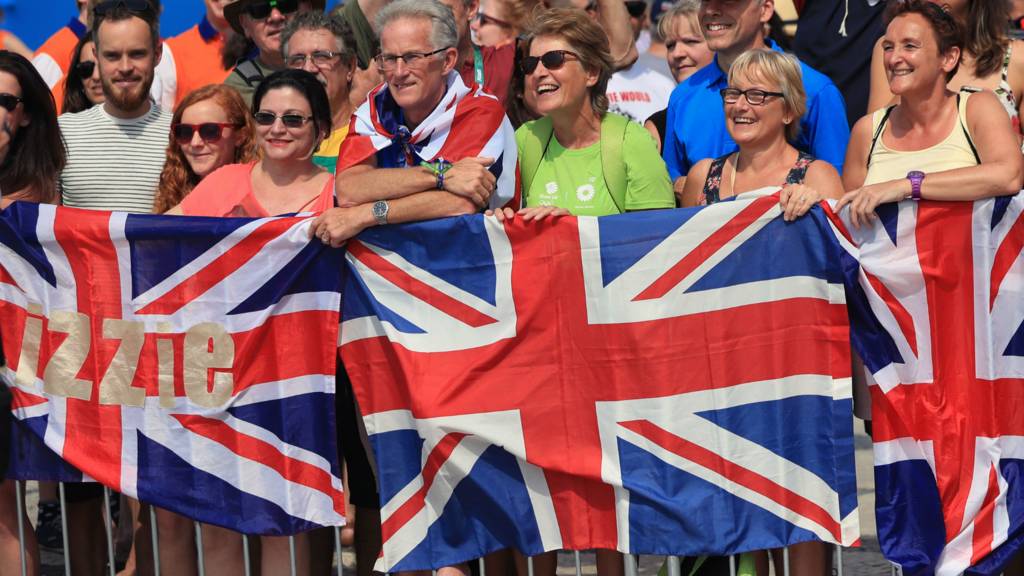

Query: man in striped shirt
[[59, 0, 171, 214]]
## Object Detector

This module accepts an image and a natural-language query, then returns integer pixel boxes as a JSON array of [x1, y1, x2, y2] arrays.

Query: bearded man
[[59, 0, 172, 213]]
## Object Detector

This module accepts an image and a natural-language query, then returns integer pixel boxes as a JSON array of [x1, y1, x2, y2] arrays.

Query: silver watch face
[[373, 201, 388, 221]]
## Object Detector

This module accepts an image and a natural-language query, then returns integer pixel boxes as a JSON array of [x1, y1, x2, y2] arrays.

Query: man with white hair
[[312, 0, 517, 246]]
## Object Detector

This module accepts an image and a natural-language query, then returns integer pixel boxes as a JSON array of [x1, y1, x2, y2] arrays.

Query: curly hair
[[154, 85, 257, 213]]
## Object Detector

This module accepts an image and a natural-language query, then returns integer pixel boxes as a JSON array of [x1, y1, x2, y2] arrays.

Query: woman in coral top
[[168, 69, 335, 218]]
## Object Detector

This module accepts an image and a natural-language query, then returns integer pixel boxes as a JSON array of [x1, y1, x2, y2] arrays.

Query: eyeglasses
[[172, 123, 239, 144], [286, 50, 343, 69], [0, 93, 23, 112], [374, 47, 451, 71], [74, 60, 96, 78], [253, 111, 313, 128], [474, 11, 513, 28], [245, 0, 299, 21], [720, 87, 785, 105], [93, 0, 153, 16], [624, 1, 647, 18], [520, 50, 580, 75]]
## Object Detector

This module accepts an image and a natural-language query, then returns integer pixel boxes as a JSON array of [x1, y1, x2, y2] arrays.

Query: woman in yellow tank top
[[838, 0, 1023, 227]]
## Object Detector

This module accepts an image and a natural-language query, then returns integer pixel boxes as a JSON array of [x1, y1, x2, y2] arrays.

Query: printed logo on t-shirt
[[576, 183, 596, 202], [545, 181, 559, 195]]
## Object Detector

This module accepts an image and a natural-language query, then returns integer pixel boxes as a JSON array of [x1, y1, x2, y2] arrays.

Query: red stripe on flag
[[970, 464, 1000, 564], [348, 241, 499, 328], [136, 218, 301, 316], [380, 432, 468, 542], [174, 414, 344, 515], [10, 387, 47, 409], [863, 270, 918, 358], [990, 211, 1024, 310], [633, 195, 779, 301], [620, 419, 844, 542]]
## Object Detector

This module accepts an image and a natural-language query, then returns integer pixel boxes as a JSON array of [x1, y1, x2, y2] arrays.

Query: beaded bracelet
[[420, 159, 452, 191]]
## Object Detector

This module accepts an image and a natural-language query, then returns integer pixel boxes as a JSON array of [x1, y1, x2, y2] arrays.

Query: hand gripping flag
[[339, 191, 860, 571], [843, 196, 1024, 576], [0, 203, 345, 535]]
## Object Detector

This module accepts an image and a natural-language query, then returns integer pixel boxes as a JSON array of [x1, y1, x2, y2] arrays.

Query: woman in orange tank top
[[168, 69, 335, 218]]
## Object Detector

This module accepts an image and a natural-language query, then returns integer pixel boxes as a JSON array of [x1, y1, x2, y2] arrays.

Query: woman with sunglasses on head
[[155, 84, 257, 213], [470, 0, 535, 48], [61, 34, 105, 114], [0, 51, 67, 576], [868, 0, 1024, 145]]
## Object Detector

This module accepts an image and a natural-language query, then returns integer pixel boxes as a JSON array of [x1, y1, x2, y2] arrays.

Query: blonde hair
[[728, 49, 806, 142], [656, 0, 700, 43]]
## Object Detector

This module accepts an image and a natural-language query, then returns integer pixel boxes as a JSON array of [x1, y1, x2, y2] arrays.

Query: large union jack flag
[[844, 196, 1024, 575], [0, 203, 345, 535], [339, 191, 860, 571]]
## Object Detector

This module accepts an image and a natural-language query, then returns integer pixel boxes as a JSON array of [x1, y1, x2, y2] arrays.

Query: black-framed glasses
[[0, 94, 23, 112], [172, 123, 240, 144], [374, 47, 451, 71], [246, 0, 299, 21], [253, 111, 313, 128], [474, 11, 513, 27], [520, 50, 580, 75], [720, 87, 785, 105], [94, 0, 153, 16], [286, 50, 343, 69], [74, 60, 96, 78], [624, 1, 647, 17]]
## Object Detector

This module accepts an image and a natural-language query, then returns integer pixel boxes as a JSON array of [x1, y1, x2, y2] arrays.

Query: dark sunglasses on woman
[[74, 61, 96, 78], [520, 50, 580, 75], [246, 0, 299, 20], [253, 111, 313, 128], [0, 94, 22, 112], [172, 123, 239, 144]]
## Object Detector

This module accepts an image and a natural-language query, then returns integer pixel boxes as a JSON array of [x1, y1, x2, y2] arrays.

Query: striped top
[[59, 104, 173, 213]]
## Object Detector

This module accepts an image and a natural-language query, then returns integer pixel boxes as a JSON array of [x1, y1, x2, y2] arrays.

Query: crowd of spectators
[[1, 0, 1024, 574]]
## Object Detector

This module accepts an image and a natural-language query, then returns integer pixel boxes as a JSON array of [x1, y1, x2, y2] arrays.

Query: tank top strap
[[1002, 42, 1013, 86], [701, 155, 729, 205], [866, 105, 896, 169], [785, 152, 817, 185], [956, 92, 981, 165]]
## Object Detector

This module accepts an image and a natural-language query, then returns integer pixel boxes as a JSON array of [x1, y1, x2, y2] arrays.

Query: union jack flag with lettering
[[844, 196, 1024, 576], [0, 203, 345, 535], [339, 191, 860, 571]]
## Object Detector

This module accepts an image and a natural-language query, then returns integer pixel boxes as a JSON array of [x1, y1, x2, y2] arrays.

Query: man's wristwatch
[[906, 171, 925, 201], [372, 200, 389, 225]]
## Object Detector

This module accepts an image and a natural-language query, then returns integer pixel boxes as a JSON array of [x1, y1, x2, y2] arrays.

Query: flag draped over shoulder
[[843, 196, 1024, 576], [338, 72, 520, 209], [339, 192, 860, 571], [0, 203, 345, 535]]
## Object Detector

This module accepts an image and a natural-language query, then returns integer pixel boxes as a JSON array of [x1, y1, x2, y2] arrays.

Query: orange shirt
[[33, 19, 87, 107], [180, 163, 335, 218], [166, 17, 231, 107]]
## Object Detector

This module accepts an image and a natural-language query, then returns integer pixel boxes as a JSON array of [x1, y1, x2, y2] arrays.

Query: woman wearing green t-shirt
[[492, 8, 675, 222]]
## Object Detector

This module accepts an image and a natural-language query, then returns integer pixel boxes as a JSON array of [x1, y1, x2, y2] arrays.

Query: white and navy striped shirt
[[59, 104, 172, 213]]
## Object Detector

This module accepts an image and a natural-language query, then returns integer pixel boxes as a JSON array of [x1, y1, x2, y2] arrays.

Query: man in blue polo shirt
[[663, 0, 850, 189]]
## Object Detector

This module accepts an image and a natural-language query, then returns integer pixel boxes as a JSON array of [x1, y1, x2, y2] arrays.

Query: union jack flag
[[339, 191, 860, 571], [0, 203, 345, 535], [844, 196, 1024, 575]]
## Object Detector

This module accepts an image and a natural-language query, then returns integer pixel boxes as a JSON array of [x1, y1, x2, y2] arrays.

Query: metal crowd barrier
[[9, 482, 988, 576]]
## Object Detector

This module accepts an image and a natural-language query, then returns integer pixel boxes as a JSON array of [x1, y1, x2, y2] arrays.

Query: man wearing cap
[[222, 0, 324, 106]]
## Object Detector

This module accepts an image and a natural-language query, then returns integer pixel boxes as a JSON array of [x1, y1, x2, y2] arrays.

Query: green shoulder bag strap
[[600, 112, 629, 214], [518, 116, 555, 200]]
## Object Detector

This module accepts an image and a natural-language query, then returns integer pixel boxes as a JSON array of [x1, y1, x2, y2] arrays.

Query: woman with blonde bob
[[154, 84, 258, 213], [681, 49, 843, 222]]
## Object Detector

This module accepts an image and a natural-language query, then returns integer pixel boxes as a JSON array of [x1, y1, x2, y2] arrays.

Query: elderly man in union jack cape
[[310, 0, 519, 246]]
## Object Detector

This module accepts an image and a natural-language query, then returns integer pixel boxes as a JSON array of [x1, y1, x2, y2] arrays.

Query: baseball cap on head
[[224, 0, 326, 36]]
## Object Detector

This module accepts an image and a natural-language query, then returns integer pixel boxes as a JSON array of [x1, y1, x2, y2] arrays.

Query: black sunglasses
[[624, 1, 647, 18], [253, 111, 313, 128], [74, 60, 96, 78], [0, 93, 22, 112], [246, 0, 299, 20], [94, 0, 152, 16], [520, 50, 580, 75], [172, 123, 239, 144]]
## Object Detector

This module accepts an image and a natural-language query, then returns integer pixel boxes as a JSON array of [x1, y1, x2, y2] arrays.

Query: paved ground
[[22, 426, 894, 575]]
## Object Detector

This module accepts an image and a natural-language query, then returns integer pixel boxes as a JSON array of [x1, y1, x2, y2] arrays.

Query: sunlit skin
[[95, 16, 160, 118], [79, 41, 105, 105], [699, 0, 773, 67], [240, 0, 313, 68], [286, 28, 355, 129], [178, 99, 242, 179], [664, 14, 713, 83], [377, 17, 458, 127], [470, 0, 516, 47], [881, 13, 959, 97], [724, 72, 792, 147], [255, 87, 319, 162], [524, 36, 597, 119]]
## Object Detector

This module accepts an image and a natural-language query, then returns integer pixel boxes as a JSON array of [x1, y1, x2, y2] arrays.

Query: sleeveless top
[[700, 151, 816, 205], [960, 43, 1019, 137], [864, 92, 980, 187], [180, 162, 335, 217]]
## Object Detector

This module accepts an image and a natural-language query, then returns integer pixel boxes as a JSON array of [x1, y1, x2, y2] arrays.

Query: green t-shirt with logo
[[520, 120, 674, 216]]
